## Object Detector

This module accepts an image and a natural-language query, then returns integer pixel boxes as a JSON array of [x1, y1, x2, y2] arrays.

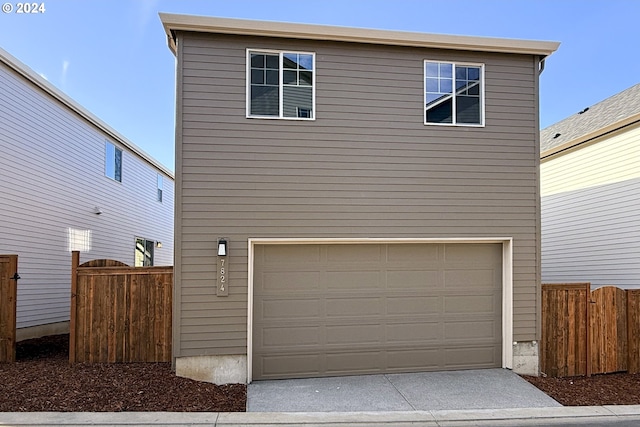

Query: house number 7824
[[217, 256, 228, 296], [220, 260, 226, 287]]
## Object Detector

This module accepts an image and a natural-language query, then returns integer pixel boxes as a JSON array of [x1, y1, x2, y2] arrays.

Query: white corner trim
[[246, 240, 255, 383], [246, 237, 514, 382], [502, 238, 514, 369]]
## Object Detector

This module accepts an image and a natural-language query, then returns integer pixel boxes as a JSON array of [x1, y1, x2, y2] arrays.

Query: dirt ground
[[0, 334, 245, 412], [523, 373, 640, 406], [3, 334, 640, 411]]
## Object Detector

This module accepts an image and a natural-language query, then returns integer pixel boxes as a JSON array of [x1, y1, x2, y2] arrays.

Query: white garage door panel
[[253, 243, 502, 380]]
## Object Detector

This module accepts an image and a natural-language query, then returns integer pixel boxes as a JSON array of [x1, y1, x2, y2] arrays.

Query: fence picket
[[542, 284, 640, 377], [628, 291, 640, 373], [70, 252, 172, 364], [589, 287, 627, 374], [541, 284, 590, 377]]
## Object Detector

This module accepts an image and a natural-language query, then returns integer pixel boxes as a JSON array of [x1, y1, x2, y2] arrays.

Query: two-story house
[[541, 83, 640, 288], [0, 47, 175, 340], [160, 13, 559, 384]]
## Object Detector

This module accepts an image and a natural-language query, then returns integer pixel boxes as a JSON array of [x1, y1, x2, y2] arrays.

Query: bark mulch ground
[[523, 373, 640, 406], [0, 334, 246, 412], [3, 334, 640, 411]]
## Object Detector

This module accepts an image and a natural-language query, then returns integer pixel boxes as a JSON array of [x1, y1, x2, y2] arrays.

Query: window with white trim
[[425, 61, 484, 126], [247, 50, 315, 119]]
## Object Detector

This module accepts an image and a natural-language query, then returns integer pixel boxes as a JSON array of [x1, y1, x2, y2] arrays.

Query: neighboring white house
[[540, 83, 640, 288], [0, 47, 175, 340]]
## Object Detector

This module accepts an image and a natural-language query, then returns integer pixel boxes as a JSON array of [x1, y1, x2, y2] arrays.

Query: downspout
[[535, 54, 544, 354]]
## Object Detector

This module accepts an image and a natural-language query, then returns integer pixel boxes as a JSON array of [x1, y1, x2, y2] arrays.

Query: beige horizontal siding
[[541, 125, 640, 196], [541, 125, 640, 288], [174, 31, 540, 357]]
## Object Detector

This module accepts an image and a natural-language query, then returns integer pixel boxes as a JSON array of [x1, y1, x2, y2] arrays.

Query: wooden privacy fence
[[541, 283, 640, 377], [70, 251, 172, 364], [0, 255, 18, 363]]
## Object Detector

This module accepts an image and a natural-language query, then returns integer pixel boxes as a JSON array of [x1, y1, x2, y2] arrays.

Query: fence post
[[69, 251, 79, 364], [628, 290, 640, 374], [585, 282, 591, 377], [0, 255, 18, 363]]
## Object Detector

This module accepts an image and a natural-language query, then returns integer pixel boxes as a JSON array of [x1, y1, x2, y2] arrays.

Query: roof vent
[[553, 133, 561, 139], [578, 107, 590, 114]]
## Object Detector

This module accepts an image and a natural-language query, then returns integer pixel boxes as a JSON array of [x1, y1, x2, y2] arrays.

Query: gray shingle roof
[[540, 82, 640, 154]]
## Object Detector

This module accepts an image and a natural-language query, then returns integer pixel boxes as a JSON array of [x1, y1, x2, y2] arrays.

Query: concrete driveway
[[248, 369, 561, 412]]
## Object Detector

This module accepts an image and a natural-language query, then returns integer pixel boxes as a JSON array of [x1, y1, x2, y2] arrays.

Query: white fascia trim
[[160, 13, 560, 58], [246, 236, 514, 383]]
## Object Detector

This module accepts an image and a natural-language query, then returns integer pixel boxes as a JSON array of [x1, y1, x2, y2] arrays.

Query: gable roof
[[0, 47, 174, 179], [159, 13, 559, 58], [541, 83, 640, 158]]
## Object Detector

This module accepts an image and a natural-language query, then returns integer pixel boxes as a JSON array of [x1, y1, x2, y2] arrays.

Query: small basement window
[[425, 61, 484, 126], [247, 50, 315, 119]]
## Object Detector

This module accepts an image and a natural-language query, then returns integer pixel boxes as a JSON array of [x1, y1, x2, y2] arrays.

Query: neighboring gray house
[[541, 83, 640, 288], [160, 13, 559, 383], [0, 47, 175, 340]]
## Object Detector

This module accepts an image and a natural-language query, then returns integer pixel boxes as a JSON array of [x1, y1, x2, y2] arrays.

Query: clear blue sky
[[1, 0, 638, 172]]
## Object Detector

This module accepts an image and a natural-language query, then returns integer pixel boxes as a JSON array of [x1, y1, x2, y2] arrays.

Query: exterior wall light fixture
[[217, 239, 228, 256]]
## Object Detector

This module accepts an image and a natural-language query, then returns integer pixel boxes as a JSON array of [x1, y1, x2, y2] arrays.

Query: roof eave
[[0, 47, 174, 179], [159, 12, 560, 57], [541, 112, 640, 160]]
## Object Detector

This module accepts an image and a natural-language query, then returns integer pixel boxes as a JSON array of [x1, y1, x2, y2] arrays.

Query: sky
[[1, 0, 639, 173]]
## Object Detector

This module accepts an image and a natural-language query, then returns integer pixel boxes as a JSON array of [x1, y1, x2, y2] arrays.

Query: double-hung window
[[425, 61, 484, 126], [247, 50, 315, 119]]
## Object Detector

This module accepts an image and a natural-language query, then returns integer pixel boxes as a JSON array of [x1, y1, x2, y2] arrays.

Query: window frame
[[134, 237, 154, 267], [157, 174, 163, 203], [246, 49, 316, 121], [105, 141, 123, 182], [424, 60, 485, 127]]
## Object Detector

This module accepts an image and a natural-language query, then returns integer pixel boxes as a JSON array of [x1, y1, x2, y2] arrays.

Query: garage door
[[252, 243, 502, 380]]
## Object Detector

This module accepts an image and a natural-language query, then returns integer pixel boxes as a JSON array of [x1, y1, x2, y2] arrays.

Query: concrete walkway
[[2, 407, 640, 426], [248, 369, 560, 412]]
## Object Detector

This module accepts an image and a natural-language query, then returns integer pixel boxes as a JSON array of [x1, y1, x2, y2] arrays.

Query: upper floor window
[[425, 61, 484, 126], [157, 174, 163, 202], [247, 50, 315, 119], [105, 141, 122, 182]]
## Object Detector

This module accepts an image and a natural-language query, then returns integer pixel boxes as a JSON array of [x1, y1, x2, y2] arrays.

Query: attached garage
[[251, 241, 506, 380], [166, 13, 553, 384]]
